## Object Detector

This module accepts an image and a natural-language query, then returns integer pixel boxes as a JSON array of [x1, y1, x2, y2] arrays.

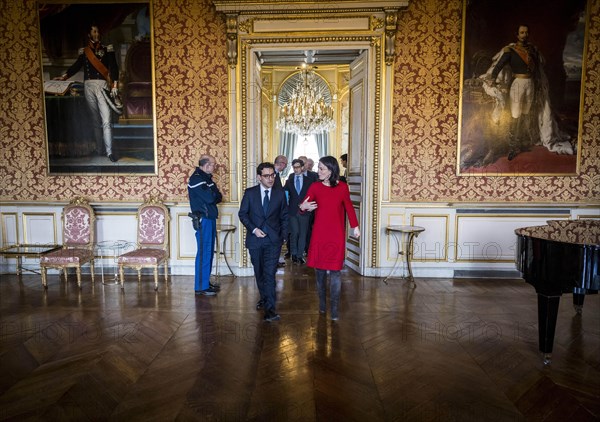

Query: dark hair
[[340, 153, 347, 162], [199, 156, 211, 167], [256, 162, 275, 175], [319, 156, 340, 186], [292, 158, 304, 167]]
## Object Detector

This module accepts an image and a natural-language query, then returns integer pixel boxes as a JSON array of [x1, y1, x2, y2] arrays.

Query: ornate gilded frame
[[457, 0, 589, 176], [38, 1, 157, 175]]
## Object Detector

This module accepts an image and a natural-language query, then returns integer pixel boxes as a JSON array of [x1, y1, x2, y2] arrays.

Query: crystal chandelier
[[276, 65, 336, 137]]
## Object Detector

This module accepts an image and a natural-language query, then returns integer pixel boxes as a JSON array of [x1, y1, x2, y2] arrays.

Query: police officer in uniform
[[188, 154, 223, 296], [57, 24, 120, 162]]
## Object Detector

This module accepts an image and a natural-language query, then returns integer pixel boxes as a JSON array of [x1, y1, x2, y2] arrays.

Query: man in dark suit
[[284, 158, 313, 264], [239, 162, 289, 322], [298, 155, 318, 255], [298, 155, 318, 181]]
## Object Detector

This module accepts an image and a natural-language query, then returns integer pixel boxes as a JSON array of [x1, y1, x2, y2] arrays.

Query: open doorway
[[243, 43, 381, 275]]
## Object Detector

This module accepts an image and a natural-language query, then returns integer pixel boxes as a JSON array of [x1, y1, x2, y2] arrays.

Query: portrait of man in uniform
[[457, 0, 589, 175], [39, 2, 156, 174]]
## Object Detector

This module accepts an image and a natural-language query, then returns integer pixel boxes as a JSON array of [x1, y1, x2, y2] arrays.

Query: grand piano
[[515, 219, 600, 364]]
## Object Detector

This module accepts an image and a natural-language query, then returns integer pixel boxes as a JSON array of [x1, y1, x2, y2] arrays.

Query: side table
[[0, 244, 61, 275], [96, 240, 135, 285], [214, 224, 236, 278], [385, 225, 425, 287]]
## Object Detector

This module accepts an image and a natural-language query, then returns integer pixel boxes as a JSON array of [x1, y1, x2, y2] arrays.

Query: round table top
[[386, 225, 425, 234], [216, 224, 236, 232], [96, 240, 133, 248]]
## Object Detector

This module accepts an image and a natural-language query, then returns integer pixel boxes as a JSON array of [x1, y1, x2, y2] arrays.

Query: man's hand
[[253, 228, 267, 238], [111, 87, 119, 98]]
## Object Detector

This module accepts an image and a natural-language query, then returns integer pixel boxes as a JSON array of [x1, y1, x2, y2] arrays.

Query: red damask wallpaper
[[0, 0, 598, 203], [0, 0, 230, 202], [391, 0, 600, 202]]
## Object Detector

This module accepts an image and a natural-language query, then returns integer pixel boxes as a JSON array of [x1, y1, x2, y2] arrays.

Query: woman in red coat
[[299, 156, 360, 320]]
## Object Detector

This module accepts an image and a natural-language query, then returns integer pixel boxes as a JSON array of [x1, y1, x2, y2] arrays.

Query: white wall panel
[[1, 213, 18, 245], [22, 213, 56, 244], [96, 212, 138, 244], [411, 215, 449, 262], [455, 214, 570, 262]]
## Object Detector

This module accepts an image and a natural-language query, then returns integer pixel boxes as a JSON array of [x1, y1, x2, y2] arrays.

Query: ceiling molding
[[212, 1, 409, 14]]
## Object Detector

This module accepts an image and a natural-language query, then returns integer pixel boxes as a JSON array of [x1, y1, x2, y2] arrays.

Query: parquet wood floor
[[0, 264, 598, 421]]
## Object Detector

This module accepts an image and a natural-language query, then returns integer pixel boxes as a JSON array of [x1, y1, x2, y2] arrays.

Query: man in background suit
[[284, 158, 313, 264], [273, 155, 288, 190], [298, 155, 318, 255], [273, 154, 288, 265], [298, 155, 318, 181], [239, 162, 289, 322]]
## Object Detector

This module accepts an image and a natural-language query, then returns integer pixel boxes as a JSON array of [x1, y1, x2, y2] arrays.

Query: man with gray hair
[[188, 154, 222, 296], [273, 155, 288, 189]]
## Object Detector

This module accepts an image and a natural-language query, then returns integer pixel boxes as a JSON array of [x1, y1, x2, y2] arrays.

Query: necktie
[[263, 189, 270, 215], [295, 175, 301, 194]]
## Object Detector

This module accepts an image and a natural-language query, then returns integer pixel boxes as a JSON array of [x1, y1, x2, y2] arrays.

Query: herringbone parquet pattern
[[0, 265, 598, 421]]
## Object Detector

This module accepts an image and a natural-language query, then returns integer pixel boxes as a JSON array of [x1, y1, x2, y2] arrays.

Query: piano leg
[[537, 293, 561, 365], [573, 288, 585, 314]]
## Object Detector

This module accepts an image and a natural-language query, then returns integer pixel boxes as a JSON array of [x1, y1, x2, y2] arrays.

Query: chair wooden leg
[[90, 260, 95, 283], [76, 267, 82, 289], [119, 265, 125, 289], [154, 267, 158, 291], [164, 262, 168, 283], [41, 267, 48, 289]]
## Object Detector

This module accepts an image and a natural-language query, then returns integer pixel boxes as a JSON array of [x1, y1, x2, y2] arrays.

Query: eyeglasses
[[260, 173, 276, 179]]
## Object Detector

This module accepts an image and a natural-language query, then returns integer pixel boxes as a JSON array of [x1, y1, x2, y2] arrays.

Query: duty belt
[[513, 73, 531, 79]]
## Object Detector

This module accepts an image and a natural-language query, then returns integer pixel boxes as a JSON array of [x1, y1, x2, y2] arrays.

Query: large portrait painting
[[457, 0, 589, 175], [39, 1, 156, 174]]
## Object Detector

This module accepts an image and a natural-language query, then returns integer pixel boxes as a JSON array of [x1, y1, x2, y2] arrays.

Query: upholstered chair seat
[[118, 199, 170, 290], [117, 248, 166, 265], [40, 198, 96, 288]]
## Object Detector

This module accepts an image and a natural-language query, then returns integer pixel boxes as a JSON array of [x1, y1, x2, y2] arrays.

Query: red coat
[[303, 181, 359, 271]]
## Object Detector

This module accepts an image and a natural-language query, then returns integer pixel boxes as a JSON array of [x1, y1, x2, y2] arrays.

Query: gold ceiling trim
[[238, 15, 380, 35], [212, 0, 409, 15], [218, 2, 403, 67]]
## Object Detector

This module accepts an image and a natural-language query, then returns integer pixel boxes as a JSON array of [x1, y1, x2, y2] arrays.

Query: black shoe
[[277, 262, 286, 268], [507, 150, 518, 161], [263, 310, 280, 322], [298, 258, 306, 264], [108, 154, 118, 162], [209, 283, 221, 291], [284, 252, 291, 259], [195, 289, 216, 296], [256, 299, 264, 310], [292, 256, 299, 263]]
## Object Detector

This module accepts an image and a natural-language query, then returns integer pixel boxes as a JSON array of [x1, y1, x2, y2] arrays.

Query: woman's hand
[[299, 196, 317, 212], [353, 227, 360, 238]]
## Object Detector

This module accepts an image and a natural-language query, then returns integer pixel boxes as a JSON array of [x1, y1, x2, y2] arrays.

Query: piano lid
[[514, 219, 600, 246]]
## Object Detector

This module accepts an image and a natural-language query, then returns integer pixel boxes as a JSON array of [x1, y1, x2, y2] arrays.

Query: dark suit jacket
[[239, 185, 288, 248], [273, 172, 284, 190], [284, 174, 313, 217], [306, 170, 319, 182]]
